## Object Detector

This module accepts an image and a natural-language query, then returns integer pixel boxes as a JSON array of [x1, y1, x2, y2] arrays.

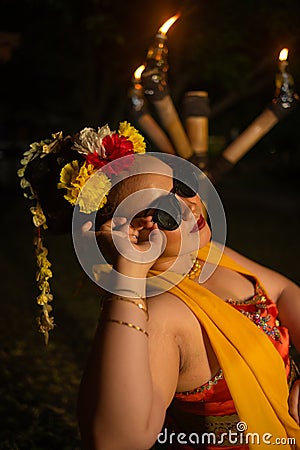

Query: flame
[[134, 64, 145, 80], [279, 48, 289, 61], [158, 13, 180, 35]]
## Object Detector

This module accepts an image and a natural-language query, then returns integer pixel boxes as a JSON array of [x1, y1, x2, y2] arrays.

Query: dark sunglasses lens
[[152, 195, 182, 231], [174, 179, 197, 198], [153, 210, 180, 230], [173, 166, 200, 197]]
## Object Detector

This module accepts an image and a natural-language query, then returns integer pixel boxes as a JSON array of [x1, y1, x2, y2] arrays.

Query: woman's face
[[113, 158, 211, 267]]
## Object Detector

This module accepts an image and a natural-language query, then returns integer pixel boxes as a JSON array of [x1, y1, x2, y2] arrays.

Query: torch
[[274, 48, 296, 110], [142, 14, 194, 160], [182, 91, 210, 170], [128, 64, 176, 154], [208, 48, 299, 185]]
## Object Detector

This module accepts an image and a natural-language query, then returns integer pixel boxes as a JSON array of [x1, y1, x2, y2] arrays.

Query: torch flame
[[158, 13, 180, 35], [134, 64, 146, 80], [279, 48, 289, 62]]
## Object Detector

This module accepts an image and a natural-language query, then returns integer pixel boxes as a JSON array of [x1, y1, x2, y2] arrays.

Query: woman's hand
[[289, 379, 300, 425], [81, 216, 165, 278]]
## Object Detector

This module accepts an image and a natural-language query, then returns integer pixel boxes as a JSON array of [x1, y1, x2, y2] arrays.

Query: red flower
[[84, 133, 135, 176], [85, 152, 106, 169], [102, 133, 134, 160], [105, 154, 134, 176]]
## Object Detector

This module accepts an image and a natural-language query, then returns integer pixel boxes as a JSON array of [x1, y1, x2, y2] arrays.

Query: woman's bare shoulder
[[146, 292, 201, 408], [148, 291, 199, 328], [147, 291, 204, 362], [147, 291, 208, 400]]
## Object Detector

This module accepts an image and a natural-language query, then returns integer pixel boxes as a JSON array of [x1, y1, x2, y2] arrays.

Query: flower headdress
[[18, 121, 146, 343]]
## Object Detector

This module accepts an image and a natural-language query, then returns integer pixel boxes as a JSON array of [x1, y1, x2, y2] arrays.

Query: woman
[[19, 122, 300, 450], [77, 156, 300, 450]]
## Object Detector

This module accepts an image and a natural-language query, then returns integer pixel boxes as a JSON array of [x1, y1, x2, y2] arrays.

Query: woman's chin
[[198, 225, 211, 249]]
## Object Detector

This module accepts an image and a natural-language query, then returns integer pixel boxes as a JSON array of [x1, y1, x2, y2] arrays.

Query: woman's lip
[[191, 215, 206, 232]]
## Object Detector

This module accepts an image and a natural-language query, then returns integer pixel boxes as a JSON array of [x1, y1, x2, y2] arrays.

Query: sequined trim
[[226, 280, 282, 342], [179, 368, 223, 395], [226, 281, 267, 305], [238, 308, 281, 341]]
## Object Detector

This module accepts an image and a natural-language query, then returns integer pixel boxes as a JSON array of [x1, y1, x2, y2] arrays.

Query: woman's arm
[[224, 247, 300, 352], [78, 292, 180, 450], [77, 219, 180, 450]]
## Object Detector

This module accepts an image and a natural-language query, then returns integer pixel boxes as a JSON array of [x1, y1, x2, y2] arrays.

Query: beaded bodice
[[175, 275, 290, 398], [225, 276, 282, 342], [164, 275, 290, 437], [163, 275, 292, 449]]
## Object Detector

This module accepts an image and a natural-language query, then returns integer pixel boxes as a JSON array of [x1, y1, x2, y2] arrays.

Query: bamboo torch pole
[[128, 65, 176, 154], [182, 91, 210, 170], [208, 48, 299, 185], [182, 90, 211, 218], [142, 14, 193, 160]]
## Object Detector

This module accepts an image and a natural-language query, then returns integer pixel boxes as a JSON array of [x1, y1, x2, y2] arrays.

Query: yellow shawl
[[149, 243, 300, 449]]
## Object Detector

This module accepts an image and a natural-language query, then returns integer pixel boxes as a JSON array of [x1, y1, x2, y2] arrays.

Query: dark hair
[[24, 137, 85, 234]]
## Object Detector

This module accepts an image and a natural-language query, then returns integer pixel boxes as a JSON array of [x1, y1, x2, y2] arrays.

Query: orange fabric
[[149, 243, 300, 449], [164, 281, 291, 449]]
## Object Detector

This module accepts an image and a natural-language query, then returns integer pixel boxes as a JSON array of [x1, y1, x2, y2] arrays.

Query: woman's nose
[[183, 196, 198, 209], [180, 196, 199, 219]]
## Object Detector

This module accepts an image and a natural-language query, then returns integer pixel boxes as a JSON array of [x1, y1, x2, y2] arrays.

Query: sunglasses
[[148, 168, 200, 231]]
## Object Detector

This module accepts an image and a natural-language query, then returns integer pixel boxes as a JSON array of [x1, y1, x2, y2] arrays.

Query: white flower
[[73, 124, 112, 157]]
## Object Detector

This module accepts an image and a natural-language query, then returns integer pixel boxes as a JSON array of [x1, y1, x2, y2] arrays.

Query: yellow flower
[[37, 291, 53, 306], [17, 167, 25, 178], [37, 304, 55, 345], [77, 171, 112, 214], [58, 160, 81, 205], [34, 237, 52, 277], [36, 266, 52, 282], [30, 204, 48, 229], [42, 131, 64, 154], [58, 161, 112, 213], [36, 246, 51, 268], [118, 121, 146, 154]]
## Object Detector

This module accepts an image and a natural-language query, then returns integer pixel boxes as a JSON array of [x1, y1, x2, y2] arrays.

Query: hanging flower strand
[[34, 230, 54, 344]]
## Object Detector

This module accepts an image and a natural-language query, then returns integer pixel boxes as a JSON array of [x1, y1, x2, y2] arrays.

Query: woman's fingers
[[82, 216, 164, 267], [146, 227, 166, 260], [81, 220, 93, 233], [111, 216, 127, 228], [105, 218, 163, 264], [130, 215, 154, 230]]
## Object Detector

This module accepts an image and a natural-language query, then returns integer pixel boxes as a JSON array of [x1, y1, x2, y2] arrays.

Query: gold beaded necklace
[[188, 258, 202, 279]]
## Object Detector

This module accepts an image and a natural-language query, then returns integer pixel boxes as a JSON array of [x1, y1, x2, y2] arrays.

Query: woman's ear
[[95, 203, 115, 230], [100, 203, 115, 216]]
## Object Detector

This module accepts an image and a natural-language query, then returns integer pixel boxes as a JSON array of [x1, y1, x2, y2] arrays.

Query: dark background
[[0, 0, 299, 448]]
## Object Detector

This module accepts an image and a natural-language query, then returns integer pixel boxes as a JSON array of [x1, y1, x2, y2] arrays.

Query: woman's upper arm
[[147, 293, 182, 409]]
